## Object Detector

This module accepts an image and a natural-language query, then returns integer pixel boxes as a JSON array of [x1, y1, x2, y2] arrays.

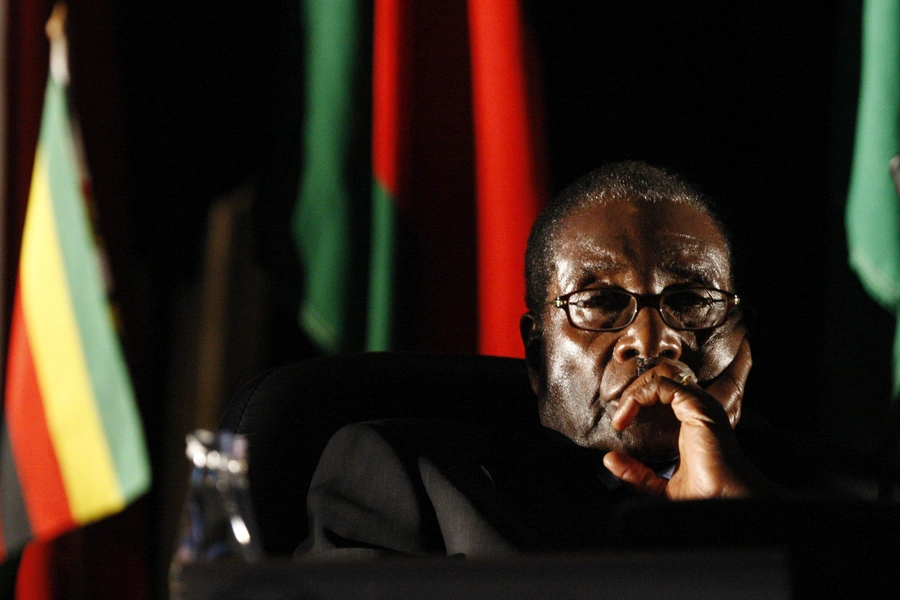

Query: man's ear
[[519, 312, 542, 395]]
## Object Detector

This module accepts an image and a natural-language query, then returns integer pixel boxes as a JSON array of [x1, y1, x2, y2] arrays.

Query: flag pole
[[45, 3, 70, 87], [0, 0, 9, 409]]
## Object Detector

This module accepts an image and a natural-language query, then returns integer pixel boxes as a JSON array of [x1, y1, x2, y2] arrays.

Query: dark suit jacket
[[298, 415, 896, 559], [298, 418, 681, 558]]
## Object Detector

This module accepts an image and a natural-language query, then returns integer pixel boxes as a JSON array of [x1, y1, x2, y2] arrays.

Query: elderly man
[[520, 162, 771, 500], [299, 162, 778, 557]]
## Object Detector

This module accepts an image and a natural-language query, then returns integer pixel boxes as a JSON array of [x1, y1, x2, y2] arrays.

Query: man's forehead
[[561, 245, 730, 288], [656, 231, 732, 283], [551, 200, 733, 291]]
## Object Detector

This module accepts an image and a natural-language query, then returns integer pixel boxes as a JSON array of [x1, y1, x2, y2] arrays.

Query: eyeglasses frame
[[549, 287, 741, 332]]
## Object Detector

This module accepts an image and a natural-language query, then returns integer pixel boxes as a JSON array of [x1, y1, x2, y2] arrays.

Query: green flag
[[846, 0, 900, 397], [293, 0, 360, 353]]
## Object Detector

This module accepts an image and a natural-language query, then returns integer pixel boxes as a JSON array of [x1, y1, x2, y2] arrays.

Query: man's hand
[[602, 338, 776, 499]]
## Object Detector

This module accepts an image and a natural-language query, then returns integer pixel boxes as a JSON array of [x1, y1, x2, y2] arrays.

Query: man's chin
[[587, 411, 681, 463], [604, 436, 678, 463], [622, 440, 679, 464]]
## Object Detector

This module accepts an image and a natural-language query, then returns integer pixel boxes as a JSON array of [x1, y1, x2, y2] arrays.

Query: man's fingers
[[704, 338, 751, 427], [612, 363, 692, 430], [603, 451, 668, 495], [617, 337, 750, 430], [611, 396, 641, 430], [617, 376, 730, 433]]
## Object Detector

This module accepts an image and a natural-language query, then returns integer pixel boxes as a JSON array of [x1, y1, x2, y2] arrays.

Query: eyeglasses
[[550, 287, 740, 332]]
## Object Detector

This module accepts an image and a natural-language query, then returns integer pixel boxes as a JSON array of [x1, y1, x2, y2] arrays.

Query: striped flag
[[367, 0, 409, 351], [296, 0, 543, 354], [0, 70, 150, 561], [366, 0, 543, 355]]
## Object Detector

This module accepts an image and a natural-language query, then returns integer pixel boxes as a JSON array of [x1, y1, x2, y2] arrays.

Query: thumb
[[603, 451, 668, 495], [705, 337, 751, 427]]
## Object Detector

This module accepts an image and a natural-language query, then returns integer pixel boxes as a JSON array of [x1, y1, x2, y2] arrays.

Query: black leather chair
[[220, 352, 538, 557]]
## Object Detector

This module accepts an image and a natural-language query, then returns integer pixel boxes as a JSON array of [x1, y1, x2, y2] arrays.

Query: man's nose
[[612, 306, 682, 363]]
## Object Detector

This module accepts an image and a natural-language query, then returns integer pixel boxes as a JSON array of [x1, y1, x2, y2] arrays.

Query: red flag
[[468, 0, 544, 357]]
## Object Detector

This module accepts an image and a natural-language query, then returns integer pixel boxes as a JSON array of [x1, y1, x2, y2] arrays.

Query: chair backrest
[[220, 352, 538, 556]]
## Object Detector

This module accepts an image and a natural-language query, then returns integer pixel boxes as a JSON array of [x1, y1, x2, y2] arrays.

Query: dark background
[[5, 1, 898, 597], [107, 0, 892, 452]]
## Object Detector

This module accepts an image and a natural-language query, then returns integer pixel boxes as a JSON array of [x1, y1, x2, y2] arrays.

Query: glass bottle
[[169, 429, 262, 599]]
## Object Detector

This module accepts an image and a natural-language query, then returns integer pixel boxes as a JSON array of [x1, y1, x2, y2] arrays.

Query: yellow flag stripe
[[20, 150, 125, 523], [41, 77, 150, 499]]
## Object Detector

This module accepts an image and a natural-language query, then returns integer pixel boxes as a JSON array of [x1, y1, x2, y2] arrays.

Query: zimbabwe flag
[[0, 72, 150, 561]]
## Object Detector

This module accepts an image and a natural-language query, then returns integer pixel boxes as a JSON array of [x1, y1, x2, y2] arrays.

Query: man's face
[[523, 199, 743, 462]]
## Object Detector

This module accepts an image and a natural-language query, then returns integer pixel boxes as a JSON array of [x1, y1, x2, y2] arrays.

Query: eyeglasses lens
[[661, 289, 727, 329], [567, 290, 634, 330]]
